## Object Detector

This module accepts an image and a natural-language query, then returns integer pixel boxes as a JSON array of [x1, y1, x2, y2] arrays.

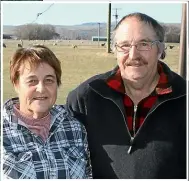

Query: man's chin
[[124, 72, 146, 81]]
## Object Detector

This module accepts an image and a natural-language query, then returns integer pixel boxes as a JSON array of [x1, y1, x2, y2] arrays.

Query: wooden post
[[178, 3, 186, 79], [106, 3, 111, 53]]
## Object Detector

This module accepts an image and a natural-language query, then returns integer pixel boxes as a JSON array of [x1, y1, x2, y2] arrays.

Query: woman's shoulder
[[3, 98, 19, 125], [51, 104, 86, 132], [50, 105, 86, 132], [3, 97, 19, 111]]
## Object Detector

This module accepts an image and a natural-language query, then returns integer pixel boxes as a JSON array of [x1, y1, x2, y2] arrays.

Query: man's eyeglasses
[[115, 40, 160, 52]]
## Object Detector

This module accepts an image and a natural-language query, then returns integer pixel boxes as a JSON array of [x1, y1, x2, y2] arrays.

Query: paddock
[[3, 39, 180, 104]]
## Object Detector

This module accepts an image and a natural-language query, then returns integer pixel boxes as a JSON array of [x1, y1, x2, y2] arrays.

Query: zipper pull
[[133, 105, 138, 136], [127, 137, 134, 154], [127, 145, 132, 154]]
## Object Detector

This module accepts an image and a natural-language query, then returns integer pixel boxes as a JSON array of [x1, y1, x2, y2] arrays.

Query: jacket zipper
[[134, 94, 185, 139], [93, 93, 135, 154], [133, 105, 138, 136], [89, 86, 185, 154], [90, 87, 134, 154]]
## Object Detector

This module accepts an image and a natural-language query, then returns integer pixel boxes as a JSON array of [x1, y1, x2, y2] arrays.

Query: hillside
[[3, 22, 181, 40]]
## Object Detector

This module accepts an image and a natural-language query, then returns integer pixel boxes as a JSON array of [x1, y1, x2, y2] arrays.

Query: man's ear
[[158, 43, 165, 59]]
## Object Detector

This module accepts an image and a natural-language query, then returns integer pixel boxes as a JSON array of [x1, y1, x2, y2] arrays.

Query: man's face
[[115, 17, 161, 81]]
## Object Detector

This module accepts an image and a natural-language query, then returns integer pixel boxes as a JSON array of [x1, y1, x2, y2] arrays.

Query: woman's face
[[14, 62, 58, 119]]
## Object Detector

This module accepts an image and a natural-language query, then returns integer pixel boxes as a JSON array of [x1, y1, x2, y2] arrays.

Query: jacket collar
[[89, 61, 186, 100], [3, 97, 67, 133]]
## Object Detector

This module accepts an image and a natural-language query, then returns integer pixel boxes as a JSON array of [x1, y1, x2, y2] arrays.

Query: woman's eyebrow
[[45, 75, 56, 79]]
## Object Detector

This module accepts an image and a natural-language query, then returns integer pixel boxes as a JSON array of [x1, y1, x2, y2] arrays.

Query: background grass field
[[3, 40, 180, 104]]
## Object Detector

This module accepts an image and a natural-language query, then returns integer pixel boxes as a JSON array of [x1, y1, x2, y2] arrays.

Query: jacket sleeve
[[82, 124, 92, 179], [66, 85, 88, 125], [3, 147, 36, 179], [3, 117, 37, 179]]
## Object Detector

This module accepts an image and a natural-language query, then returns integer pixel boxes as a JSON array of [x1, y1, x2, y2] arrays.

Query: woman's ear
[[13, 82, 19, 94]]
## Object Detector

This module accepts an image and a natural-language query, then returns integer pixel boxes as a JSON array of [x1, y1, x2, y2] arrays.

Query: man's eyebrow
[[138, 38, 153, 42], [117, 40, 130, 44], [117, 38, 154, 45]]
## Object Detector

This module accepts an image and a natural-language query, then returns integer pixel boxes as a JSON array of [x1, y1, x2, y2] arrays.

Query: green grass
[[3, 40, 180, 104]]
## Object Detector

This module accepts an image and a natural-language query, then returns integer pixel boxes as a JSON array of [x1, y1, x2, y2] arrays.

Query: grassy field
[[3, 40, 180, 104]]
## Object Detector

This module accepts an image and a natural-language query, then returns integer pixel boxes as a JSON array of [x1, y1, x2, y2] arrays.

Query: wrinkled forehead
[[19, 60, 39, 75], [115, 17, 158, 43], [19, 61, 54, 77]]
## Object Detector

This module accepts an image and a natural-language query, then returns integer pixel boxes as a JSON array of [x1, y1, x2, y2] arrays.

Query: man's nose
[[128, 45, 140, 60]]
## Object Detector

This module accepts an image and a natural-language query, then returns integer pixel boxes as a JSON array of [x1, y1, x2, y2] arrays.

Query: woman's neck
[[17, 104, 49, 119]]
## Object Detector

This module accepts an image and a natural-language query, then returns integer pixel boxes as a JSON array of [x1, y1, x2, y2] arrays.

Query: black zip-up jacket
[[66, 61, 186, 179]]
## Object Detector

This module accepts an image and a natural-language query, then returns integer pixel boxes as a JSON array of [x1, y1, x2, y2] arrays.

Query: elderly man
[[66, 12, 186, 179]]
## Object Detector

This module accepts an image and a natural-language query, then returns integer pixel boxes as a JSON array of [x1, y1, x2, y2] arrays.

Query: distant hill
[[3, 25, 16, 34], [78, 22, 106, 26], [3, 22, 112, 40], [3, 22, 181, 40]]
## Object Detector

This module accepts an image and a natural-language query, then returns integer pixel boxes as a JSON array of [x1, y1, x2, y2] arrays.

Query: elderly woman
[[3, 45, 92, 179]]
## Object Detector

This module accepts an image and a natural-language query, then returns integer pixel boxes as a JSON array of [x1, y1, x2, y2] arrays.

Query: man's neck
[[123, 72, 160, 105]]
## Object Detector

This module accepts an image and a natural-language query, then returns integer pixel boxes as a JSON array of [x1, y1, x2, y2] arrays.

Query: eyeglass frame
[[115, 40, 161, 52]]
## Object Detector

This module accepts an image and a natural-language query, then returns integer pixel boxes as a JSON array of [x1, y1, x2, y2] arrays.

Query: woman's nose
[[36, 82, 45, 92]]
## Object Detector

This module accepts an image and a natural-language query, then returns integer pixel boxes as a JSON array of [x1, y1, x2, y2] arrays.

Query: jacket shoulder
[[67, 69, 113, 102], [66, 69, 114, 118], [170, 71, 186, 95], [72, 70, 113, 96]]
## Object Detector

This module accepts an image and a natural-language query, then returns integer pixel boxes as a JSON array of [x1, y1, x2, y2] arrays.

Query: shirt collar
[[107, 62, 172, 95]]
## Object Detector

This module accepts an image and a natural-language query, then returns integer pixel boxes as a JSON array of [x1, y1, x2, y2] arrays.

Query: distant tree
[[10, 22, 181, 42], [14, 24, 59, 40], [162, 23, 180, 43]]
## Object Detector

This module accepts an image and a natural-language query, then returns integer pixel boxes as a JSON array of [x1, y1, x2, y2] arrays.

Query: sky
[[2, 2, 184, 26]]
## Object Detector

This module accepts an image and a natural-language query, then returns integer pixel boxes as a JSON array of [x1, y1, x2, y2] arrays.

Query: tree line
[[14, 24, 60, 40], [10, 23, 181, 43]]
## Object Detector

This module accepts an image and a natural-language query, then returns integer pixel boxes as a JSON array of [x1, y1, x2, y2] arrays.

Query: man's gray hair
[[111, 12, 166, 59]]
